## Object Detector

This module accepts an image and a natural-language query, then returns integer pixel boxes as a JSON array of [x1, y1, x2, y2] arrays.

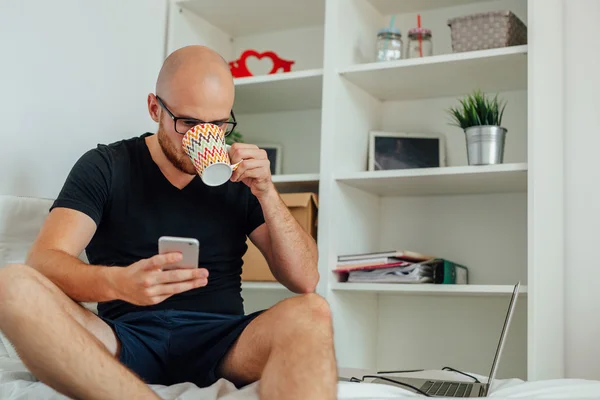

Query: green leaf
[[445, 89, 507, 129], [498, 101, 507, 127]]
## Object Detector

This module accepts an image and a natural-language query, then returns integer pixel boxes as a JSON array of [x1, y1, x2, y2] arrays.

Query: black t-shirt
[[50, 133, 265, 320]]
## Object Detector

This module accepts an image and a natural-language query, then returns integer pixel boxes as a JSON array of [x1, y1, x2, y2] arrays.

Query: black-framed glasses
[[156, 95, 237, 136]]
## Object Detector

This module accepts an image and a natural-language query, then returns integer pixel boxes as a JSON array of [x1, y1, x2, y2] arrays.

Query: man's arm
[[248, 189, 319, 293], [27, 207, 208, 305], [229, 143, 319, 293], [26, 207, 120, 302], [26, 147, 120, 303], [28, 146, 208, 305]]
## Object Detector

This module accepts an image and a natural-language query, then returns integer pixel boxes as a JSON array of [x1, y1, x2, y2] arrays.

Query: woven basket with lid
[[447, 10, 527, 53]]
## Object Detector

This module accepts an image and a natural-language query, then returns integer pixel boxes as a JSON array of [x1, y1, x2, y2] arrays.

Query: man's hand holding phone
[[108, 253, 209, 306]]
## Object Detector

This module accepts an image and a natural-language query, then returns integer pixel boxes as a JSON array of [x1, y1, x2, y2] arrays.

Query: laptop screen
[[487, 282, 521, 390]]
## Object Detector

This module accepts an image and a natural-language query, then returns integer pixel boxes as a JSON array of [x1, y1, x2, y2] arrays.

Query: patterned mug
[[181, 124, 242, 186]]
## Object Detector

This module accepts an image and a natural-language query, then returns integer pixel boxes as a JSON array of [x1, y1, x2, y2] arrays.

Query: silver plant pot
[[464, 126, 507, 165]]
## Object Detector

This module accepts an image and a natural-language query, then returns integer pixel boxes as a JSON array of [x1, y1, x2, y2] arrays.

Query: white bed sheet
[[1, 357, 600, 399]]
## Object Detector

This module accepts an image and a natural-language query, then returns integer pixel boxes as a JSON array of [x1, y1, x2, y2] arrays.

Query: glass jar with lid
[[376, 27, 403, 62], [407, 27, 433, 58]]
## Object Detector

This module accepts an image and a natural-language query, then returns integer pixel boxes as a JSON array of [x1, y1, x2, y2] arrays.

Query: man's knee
[[278, 293, 332, 333], [298, 292, 331, 321]]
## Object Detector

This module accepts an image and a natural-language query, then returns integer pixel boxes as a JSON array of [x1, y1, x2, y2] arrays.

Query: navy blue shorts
[[100, 309, 263, 388]]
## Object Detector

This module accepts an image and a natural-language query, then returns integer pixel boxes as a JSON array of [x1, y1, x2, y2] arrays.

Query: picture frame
[[368, 131, 446, 171], [256, 143, 283, 175]]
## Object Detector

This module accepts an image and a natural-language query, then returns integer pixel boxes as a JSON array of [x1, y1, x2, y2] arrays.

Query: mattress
[[1, 359, 600, 399]]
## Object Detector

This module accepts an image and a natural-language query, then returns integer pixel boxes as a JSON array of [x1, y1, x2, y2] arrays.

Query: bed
[[1, 352, 600, 400], [1, 197, 600, 399]]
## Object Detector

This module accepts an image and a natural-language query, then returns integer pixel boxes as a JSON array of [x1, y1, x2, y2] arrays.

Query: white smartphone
[[158, 236, 199, 270]]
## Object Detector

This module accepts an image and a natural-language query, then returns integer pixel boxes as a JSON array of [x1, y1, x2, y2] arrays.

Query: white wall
[[167, 5, 233, 62], [564, 0, 600, 380], [0, 0, 167, 199]]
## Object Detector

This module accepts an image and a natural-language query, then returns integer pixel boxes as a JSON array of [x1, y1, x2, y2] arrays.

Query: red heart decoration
[[228, 50, 295, 78]]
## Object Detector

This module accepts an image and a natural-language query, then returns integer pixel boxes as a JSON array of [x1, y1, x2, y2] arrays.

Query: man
[[0, 45, 337, 400]]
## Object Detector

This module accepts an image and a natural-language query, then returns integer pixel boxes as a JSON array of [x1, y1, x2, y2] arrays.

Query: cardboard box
[[242, 192, 318, 281]]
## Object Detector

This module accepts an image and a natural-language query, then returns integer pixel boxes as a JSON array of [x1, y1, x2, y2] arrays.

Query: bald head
[[155, 45, 234, 119], [149, 46, 235, 175]]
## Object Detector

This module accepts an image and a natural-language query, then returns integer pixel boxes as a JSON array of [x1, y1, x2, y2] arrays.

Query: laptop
[[368, 282, 521, 397]]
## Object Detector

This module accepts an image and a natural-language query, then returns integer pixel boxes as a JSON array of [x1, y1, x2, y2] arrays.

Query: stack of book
[[333, 250, 468, 284]]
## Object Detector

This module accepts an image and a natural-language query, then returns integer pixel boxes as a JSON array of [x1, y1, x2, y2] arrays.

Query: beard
[[157, 123, 197, 175]]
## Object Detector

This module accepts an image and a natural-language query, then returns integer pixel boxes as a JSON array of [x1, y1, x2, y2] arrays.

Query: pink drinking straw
[[417, 14, 423, 57]]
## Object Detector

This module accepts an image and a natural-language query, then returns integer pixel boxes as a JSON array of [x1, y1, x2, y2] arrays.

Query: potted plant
[[226, 129, 244, 146], [447, 89, 507, 166]]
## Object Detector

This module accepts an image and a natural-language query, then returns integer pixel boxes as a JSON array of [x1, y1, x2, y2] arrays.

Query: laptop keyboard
[[421, 381, 473, 397]]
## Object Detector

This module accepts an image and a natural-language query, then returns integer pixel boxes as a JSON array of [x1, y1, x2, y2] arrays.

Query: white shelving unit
[[233, 69, 323, 113], [241, 281, 288, 291], [272, 173, 320, 193], [241, 282, 294, 315], [367, 0, 494, 14], [336, 162, 527, 196], [339, 45, 528, 101], [331, 282, 527, 296], [176, 0, 325, 36], [167, 0, 565, 382], [272, 173, 320, 184]]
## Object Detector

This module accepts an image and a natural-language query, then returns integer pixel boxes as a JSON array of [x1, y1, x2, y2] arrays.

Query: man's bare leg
[[218, 293, 337, 400], [0, 264, 159, 400]]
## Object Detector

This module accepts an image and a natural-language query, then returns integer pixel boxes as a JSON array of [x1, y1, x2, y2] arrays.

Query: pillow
[[0, 195, 54, 266], [0, 332, 8, 358], [0, 331, 20, 360], [0, 195, 97, 363], [0, 195, 55, 362]]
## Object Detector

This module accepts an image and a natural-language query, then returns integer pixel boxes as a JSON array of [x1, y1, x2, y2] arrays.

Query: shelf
[[339, 46, 528, 102], [367, 0, 491, 15], [272, 173, 320, 193], [331, 282, 527, 296], [272, 173, 319, 184], [233, 69, 323, 113], [241, 281, 288, 291], [335, 163, 527, 197], [177, 0, 325, 37]]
